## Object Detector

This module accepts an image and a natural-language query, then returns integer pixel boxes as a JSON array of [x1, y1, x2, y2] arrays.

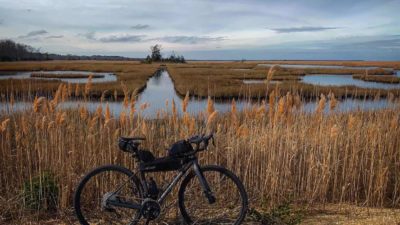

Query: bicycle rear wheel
[[178, 165, 248, 225], [74, 165, 143, 225]]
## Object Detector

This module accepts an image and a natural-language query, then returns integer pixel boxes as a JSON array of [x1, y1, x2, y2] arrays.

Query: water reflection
[[0, 71, 117, 83]]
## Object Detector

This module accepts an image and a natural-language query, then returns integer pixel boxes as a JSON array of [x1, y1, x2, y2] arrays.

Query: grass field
[[0, 61, 160, 99], [1, 84, 400, 223], [166, 62, 399, 99], [1, 60, 400, 101], [1, 60, 400, 224]]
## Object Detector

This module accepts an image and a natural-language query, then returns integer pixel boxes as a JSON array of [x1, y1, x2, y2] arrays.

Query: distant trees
[[0, 39, 138, 61], [150, 44, 162, 62], [143, 44, 186, 64], [0, 39, 49, 61], [0, 40, 186, 62]]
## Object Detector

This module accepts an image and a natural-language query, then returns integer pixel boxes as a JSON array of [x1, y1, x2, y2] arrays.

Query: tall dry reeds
[[0, 91, 400, 222]]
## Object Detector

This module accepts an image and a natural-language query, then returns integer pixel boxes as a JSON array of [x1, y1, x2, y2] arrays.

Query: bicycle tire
[[74, 165, 143, 225], [178, 165, 248, 225]]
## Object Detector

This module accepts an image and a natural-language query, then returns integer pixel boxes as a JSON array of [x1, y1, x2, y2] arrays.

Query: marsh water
[[302, 74, 400, 89], [242, 80, 282, 84], [1, 70, 398, 118], [258, 63, 382, 70], [0, 71, 117, 83]]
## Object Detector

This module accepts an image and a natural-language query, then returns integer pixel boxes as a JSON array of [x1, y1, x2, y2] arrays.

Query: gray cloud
[[81, 32, 146, 43], [130, 24, 150, 29], [45, 35, 64, 39], [82, 31, 96, 40], [269, 26, 340, 33], [18, 30, 48, 38], [81, 32, 225, 44], [339, 38, 400, 49], [99, 34, 146, 43], [0, 19, 3, 25], [156, 36, 226, 44]]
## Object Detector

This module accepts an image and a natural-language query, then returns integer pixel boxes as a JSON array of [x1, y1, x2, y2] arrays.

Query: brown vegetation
[[166, 63, 400, 100], [0, 61, 160, 99], [353, 74, 400, 84], [1, 61, 399, 101], [1, 84, 400, 223], [30, 72, 105, 79]]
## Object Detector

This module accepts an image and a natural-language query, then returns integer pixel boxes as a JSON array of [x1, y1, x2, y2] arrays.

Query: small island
[[30, 72, 105, 79]]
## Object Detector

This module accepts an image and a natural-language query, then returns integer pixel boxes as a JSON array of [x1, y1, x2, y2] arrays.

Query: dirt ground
[[6, 204, 400, 225]]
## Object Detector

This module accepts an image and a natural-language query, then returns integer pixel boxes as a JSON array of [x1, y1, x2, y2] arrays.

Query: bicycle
[[74, 133, 248, 225]]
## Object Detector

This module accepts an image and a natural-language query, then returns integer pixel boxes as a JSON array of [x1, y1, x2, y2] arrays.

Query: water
[[231, 68, 252, 71], [0, 71, 117, 83], [396, 70, 400, 77], [258, 63, 381, 70], [242, 80, 281, 84], [302, 74, 400, 89], [0, 71, 397, 118]]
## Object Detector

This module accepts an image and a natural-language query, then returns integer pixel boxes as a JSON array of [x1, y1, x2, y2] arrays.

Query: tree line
[[0, 40, 186, 63], [142, 44, 186, 63], [0, 39, 138, 61]]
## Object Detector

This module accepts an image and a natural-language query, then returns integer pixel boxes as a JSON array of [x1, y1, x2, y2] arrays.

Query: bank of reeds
[[167, 65, 400, 99], [353, 74, 400, 84], [0, 61, 160, 100], [30, 73, 104, 79], [1, 83, 400, 222]]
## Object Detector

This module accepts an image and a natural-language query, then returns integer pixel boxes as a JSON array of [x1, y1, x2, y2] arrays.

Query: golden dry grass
[[166, 62, 400, 99], [302, 203, 400, 225], [1, 60, 399, 100], [353, 74, 400, 84], [0, 61, 160, 99], [1, 85, 400, 223]]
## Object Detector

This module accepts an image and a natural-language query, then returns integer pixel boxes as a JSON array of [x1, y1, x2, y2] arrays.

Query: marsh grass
[[167, 64, 400, 100], [353, 74, 400, 84], [1, 61, 400, 101], [30, 73, 104, 79], [1, 82, 400, 222], [0, 61, 160, 100]]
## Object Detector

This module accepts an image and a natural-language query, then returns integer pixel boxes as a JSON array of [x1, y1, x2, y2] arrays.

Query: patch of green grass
[[248, 201, 304, 225], [23, 171, 59, 211]]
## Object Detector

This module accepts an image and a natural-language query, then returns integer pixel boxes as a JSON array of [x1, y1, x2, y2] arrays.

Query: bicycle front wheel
[[74, 165, 143, 225], [178, 165, 248, 225]]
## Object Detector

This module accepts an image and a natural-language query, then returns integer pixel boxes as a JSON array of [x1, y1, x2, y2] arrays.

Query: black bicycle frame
[[107, 158, 215, 210]]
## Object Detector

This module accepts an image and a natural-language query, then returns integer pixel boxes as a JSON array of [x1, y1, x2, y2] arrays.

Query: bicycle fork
[[193, 161, 216, 204]]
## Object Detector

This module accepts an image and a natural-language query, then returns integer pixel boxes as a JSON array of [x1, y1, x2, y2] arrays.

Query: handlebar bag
[[168, 140, 193, 157]]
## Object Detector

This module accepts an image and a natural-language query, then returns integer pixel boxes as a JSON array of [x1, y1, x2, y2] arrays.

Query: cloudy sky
[[0, 0, 399, 60]]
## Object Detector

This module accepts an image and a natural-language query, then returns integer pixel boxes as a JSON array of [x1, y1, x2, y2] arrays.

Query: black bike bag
[[168, 140, 193, 157], [140, 157, 184, 172], [137, 150, 156, 163]]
